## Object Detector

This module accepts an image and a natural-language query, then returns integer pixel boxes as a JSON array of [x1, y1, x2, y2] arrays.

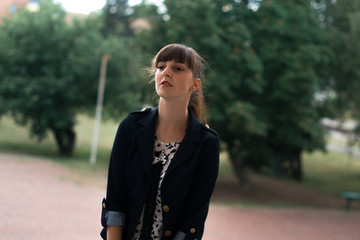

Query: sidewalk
[[204, 206, 360, 240], [1, 152, 359, 240]]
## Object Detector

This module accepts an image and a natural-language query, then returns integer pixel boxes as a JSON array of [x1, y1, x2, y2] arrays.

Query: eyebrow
[[174, 62, 187, 66]]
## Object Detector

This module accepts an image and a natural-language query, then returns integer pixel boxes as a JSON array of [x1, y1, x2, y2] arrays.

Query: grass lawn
[[1, 114, 360, 196], [0, 115, 116, 171], [302, 151, 360, 194]]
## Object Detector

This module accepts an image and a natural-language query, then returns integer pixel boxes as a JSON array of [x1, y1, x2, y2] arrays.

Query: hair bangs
[[155, 44, 195, 70]]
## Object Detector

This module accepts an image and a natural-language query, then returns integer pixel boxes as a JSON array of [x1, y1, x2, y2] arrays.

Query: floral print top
[[132, 136, 180, 240]]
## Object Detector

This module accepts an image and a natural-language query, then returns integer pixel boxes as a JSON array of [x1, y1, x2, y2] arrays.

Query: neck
[[158, 98, 189, 128], [156, 98, 189, 142]]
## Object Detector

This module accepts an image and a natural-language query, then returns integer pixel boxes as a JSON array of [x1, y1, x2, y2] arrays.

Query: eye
[[157, 65, 165, 71], [174, 64, 186, 71]]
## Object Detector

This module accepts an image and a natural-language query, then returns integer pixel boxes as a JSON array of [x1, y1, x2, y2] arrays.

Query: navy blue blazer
[[105, 106, 220, 240]]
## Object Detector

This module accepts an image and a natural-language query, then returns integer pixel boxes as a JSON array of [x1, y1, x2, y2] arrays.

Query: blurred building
[[130, 18, 151, 34], [0, 0, 39, 22], [0, 0, 89, 24]]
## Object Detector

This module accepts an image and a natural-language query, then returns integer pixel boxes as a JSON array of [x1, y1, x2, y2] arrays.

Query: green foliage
[[0, 1, 103, 154], [135, 0, 332, 180], [0, 0, 146, 155], [320, 0, 360, 130], [245, 0, 331, 176], [100, 1, 151, 116], [100, 37, 145, 117], [102, 0, 133, 36]]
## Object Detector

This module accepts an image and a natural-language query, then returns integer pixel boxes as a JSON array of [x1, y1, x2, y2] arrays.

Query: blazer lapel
[[166, 109, 202, 175], [133, 107, 203, 179]]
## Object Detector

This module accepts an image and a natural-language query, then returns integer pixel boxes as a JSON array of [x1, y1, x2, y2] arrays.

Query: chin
[[156, 90, 171, 98]]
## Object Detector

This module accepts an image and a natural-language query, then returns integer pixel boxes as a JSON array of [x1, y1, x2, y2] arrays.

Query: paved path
[[204, 206, 360, 240], [1, 152, 359, 240]]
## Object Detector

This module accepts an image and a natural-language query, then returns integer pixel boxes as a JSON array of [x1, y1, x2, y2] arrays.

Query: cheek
[[154, 73, 159, 85], [155, 71, 162, 82], [154, 72, 161, 92], [185, 79, 195, 91]]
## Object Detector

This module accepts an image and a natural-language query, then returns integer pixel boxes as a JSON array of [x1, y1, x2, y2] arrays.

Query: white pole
[[90, 54, 111, 166]]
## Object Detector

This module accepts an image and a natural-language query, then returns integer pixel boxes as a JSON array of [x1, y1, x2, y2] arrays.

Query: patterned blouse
[[132, 136, 180, 240]]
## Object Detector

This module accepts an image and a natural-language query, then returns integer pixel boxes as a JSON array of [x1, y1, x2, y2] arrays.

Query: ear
[[192, 78, 201, 91]]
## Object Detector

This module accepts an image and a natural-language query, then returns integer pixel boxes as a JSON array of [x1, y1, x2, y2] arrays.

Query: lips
[[160, 80, 173, 87]]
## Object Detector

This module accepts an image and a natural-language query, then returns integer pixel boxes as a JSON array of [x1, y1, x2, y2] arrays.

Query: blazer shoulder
[[200, 123, 219, 139], [125, 107, 152, 119], [129, 107, 152, 115], [118, 107, 152, 127]]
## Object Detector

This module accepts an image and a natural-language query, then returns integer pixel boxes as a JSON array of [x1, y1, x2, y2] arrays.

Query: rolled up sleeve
[[106, 211, 126, 226], [173, 231, 186, 240]]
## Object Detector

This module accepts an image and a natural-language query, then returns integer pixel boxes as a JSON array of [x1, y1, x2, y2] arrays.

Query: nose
[[162, 65, 172, 77]]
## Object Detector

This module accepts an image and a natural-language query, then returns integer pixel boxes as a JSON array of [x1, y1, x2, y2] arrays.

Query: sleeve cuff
[[173, 231, 186, 240], [106, 211, 126, 226]]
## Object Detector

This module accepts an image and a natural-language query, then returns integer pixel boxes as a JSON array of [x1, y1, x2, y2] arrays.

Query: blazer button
[[164, 230, 172, 237], [162, 205, 170, 213], [190, 228, 196, 234]]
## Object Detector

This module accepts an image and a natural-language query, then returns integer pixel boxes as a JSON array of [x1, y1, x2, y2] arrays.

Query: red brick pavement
[[1, 152, 359, 240], [204, 206, 360, 240]]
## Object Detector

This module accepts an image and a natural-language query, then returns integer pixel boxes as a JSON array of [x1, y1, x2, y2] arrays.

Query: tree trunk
[[291, 149, 303, 181], [229, 150, 250, 186], [52, 127, 76, 156]]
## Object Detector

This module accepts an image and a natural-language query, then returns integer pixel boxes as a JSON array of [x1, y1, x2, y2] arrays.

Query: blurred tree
[[100, 36, 145, 118], [102, 0, 133, 36], [244, 0, 332, 180], [100, 1, 148, 114], [0, 1, 103, 155], [137, 0, 331, 181], [132, 1, 159, 19], [318, 0, 360, 142]]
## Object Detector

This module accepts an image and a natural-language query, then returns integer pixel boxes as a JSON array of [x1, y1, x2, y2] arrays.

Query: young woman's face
[[155, 60, 200, 101]]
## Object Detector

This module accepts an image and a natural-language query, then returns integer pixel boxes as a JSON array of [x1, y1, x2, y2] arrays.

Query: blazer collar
[[134, 106, 203, 180]]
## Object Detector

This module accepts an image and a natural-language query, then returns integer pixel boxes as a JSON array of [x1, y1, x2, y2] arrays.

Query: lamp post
[[90, 54, 111, 166]]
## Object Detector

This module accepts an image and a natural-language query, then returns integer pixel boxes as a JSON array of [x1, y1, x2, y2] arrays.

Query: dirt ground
[[1, 152, 359, 240]]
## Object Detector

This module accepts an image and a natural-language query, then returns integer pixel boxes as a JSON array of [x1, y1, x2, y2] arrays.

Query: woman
[[102, 44, 219, 240]]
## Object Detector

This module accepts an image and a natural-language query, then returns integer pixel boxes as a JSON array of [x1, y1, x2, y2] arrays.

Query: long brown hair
[[151, 44, 207, 123]]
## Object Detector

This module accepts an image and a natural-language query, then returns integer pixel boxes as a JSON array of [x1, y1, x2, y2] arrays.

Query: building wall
[[0, 0, 29, 20]]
